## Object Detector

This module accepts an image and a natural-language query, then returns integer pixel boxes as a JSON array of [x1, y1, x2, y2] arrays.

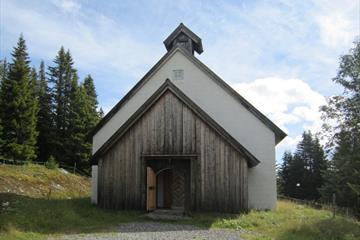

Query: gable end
[[91, 46, 286, 145], [91, 79, 260, 167]]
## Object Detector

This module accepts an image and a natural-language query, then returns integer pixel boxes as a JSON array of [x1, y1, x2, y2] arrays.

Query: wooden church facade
[[94, 81, 251, 212], [91, 23, 286, 213]]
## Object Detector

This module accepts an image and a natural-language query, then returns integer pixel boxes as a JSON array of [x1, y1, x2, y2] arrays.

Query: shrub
[[45, 156, 58, 169]]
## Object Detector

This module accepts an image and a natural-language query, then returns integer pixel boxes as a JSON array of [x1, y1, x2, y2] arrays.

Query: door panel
[[172, 169, 185, 209], [163, 170, 172, 208], [146, 167, 156, 211]]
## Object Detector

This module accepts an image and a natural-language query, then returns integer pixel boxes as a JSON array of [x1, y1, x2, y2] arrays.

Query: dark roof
[[91, 79, 260, 168], [163, 23, 203, 54], [90, 45, 286, 144]]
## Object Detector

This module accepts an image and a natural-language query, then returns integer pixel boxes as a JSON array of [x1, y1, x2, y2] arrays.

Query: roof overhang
[[90, 46, 286, 145]]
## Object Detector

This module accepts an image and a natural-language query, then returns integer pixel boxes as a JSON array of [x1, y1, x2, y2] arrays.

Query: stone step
[[145, 209, 190, 220]]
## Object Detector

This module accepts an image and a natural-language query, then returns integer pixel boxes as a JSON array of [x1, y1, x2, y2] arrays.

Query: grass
[[0, 164, 359, 240], [0, 194, 143, 240], [0, 164, 143, 239], [181, 201, 360, 240], [0, 164, 90, 198]]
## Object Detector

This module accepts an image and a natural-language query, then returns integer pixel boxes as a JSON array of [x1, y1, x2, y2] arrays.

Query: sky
[[1, 0, 359, 162]]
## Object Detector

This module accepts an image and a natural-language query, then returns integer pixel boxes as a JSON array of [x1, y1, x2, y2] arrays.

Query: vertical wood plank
[[97, 91, 249, 212]]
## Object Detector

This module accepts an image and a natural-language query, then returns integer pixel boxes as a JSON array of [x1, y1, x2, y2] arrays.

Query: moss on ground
[[0, 164, 90, 198]]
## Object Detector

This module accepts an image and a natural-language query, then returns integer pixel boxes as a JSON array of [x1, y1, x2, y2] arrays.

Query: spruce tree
[[0, 59, 8, 84], [0, 59, 8, 152], [47, 48, 100, 170], [320, 40, 360, 217], [48, 47, 77, 162], [279, 131, 327, 200], [0, 35, 38, 161], [30, 67, 38, 96], [68, 77, 91, 170], [99, 107, 104, 118], [36, 61, 53, 162], [278, 151, 293, 196], [83, 74, 100, 130]]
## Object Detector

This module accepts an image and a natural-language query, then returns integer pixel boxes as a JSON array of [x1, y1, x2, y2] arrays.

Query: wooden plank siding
[[98, 90, 248, 213]]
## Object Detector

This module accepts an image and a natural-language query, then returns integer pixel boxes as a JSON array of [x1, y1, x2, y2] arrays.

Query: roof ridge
[[91, 46, 286, 144]]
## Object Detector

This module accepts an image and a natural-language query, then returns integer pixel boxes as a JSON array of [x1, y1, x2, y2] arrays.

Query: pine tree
[[0, 59, 8, 84], [320, 40, 360, 217], [83, 74, 100, 130], [0, 35, 38, 161], [99, 107, 104, 118], [0, 59, 8, 151], [30, 67, 38, 96], [279, 131, 327, 200], [48, 47, 77, 162], [66, 74, 91, 170], [77, 74, 101, 171], [278, 151, 293, 196], [36, 61, 53, 162]]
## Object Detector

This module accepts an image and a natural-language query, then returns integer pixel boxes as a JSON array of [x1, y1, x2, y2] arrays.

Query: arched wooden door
[[146, 167, 156, 211]]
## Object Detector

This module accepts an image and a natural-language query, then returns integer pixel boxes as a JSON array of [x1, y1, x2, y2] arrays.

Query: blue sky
[[1, 0, 359, 162]]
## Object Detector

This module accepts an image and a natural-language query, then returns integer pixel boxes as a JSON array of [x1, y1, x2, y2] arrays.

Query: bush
[[45, 156, 58, 169]]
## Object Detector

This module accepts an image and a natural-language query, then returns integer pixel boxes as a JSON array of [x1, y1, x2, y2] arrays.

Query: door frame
[[143, 154, 197, 212]]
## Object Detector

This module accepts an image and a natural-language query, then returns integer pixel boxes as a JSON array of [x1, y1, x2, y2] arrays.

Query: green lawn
[[186, 201, 360, 240], [0, 164, 359, 240], [0, 194, 143, 240]]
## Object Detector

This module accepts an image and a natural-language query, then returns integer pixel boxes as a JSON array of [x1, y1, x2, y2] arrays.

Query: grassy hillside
[[0, 164, 90, 199], [0, 164, 359, 240], [0, 164, 141, 240], [187, 201, 360, 240]]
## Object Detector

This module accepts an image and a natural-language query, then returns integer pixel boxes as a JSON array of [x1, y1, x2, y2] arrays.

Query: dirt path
[[52, 222, 245, 240]]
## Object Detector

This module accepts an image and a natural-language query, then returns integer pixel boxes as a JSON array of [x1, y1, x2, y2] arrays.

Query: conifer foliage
[[48, 47, 77, 164], [0, 60, 8, 149], [279, 131, 327, 200], [0, 35, 101, 171], [0, 36, 38, 161], [319, 40, 360, 217], [36, 61, 53, 162]]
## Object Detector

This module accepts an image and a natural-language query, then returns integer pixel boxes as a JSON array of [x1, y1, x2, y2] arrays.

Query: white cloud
[[275, 134, 305, 163], [2, 0, 163, 104], [5, 2, 160, 78], [232, 77, 326, 134], [196, 0, 358, 96], [232, 77, 326, 159], [52, 0, 81, 13], [3, 0, 356, 161], [317, 15, 355, 49], [313, 0, 358, 49]]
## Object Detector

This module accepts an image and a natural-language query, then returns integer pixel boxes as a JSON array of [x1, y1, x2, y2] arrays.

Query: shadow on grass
[[0, 193, 145, 235], [0, 193, 229, 236], [277, 217, 360, 240]]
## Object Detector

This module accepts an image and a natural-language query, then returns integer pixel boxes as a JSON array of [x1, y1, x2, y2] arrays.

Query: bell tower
[[163, 23, 203, 55]]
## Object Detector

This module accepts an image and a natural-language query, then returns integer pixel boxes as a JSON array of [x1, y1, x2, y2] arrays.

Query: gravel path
[[54, 222, 245, 240]]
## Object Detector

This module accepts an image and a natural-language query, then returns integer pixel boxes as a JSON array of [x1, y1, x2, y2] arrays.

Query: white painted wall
[[93, 49, 278, 210], [91, 165, 98, 204]]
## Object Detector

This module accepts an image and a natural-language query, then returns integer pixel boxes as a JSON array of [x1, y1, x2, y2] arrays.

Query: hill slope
[[0, 164, 359, 240], [0, 164, 90, 199], [0, 164, 140, 240]]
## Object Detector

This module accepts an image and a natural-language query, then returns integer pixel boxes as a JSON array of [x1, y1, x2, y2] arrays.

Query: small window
[[173, 69, 184, 80]]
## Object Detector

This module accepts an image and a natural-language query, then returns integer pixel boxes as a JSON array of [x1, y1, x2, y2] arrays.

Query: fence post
[[73, 162, 76, 174], [332, 193, 336, 219]]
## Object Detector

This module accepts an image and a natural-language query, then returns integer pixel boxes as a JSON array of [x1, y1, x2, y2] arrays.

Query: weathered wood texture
[[98, 91, 248, 213]]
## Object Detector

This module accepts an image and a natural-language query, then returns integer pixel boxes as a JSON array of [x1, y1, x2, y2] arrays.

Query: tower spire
[[163, 23, 203, 55]]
